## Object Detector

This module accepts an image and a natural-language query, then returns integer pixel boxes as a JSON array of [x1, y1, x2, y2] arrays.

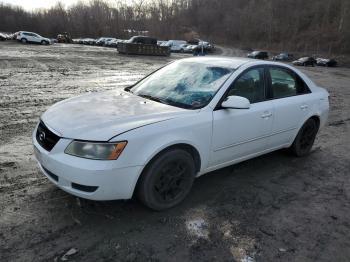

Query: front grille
[[36, 121, 60, 151], [71, 183, 98, 193], [42, 166, 58, 182]]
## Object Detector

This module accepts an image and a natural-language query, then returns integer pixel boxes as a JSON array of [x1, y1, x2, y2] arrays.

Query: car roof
[[179, 56, 309, 70], [178, 57, 254, 69]]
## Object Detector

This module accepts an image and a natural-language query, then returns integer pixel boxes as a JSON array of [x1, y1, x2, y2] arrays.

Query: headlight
[[65, 141, 127, 160]]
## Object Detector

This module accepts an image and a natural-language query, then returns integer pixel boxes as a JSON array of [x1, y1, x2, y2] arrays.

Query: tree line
[[0, 0, 349, 55]]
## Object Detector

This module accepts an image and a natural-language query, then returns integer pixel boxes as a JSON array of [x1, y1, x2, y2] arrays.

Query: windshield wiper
[[137, 94, 166, 104], [137, 93, 197, 110]]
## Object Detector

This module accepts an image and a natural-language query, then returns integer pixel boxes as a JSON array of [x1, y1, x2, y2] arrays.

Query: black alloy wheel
[[137, 149, 196, 210], [290, 118, 319, 157]]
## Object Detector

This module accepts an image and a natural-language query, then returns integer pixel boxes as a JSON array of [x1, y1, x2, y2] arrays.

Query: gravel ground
[[0, 42, 349, 262]]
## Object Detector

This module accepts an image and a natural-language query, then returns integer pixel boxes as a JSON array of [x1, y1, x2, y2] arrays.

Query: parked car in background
[[16, 31, 51, 45], [292, 57, 316, 67], [33, 57, 329, 210], [106, 39, 124, 48], [127, 36, 157, 45], [157, 40, 167, 46], [198, 41, 215, 52], [316, 58, 337, 67], [247, 51, 269, 59], [0, 33, 6, 41], [179, 44, 194, 53], [273, 53, 294, 61], [165, 40, 187, 52], [96, 37, 115, 46], [82, 38, 96, 45]]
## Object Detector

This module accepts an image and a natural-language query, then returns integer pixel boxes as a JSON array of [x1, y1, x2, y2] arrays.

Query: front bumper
[[32, 126, 143, 200]]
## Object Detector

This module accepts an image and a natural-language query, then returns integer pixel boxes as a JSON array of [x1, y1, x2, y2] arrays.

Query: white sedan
[[33, 57, 329, 210]]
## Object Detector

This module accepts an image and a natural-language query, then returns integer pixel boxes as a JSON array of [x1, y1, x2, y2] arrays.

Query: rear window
[[269, 67, 310, 99]]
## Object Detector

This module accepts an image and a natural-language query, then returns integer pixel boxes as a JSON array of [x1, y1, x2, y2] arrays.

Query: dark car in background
[[247, 51, 269, 59], [292, 57, 316, 66], [273, 53, 294, 61], [316, 58, 337, 67], [127, 36, 157, 45]]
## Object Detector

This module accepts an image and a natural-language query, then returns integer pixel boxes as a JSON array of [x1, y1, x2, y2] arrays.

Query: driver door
[[210, 67, 274, 167]]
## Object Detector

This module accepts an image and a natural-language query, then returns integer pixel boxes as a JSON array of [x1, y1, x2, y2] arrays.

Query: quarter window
[[227, 68, 265, 103], [269, 67, 310, 99]]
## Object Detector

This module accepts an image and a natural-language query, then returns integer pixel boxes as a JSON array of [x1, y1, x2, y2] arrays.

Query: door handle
[[300, 105, 308, 110], [261, 112, 272, 118]]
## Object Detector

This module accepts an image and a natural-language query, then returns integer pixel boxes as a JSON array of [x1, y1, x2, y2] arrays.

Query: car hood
[[41, 90, 194, 141]]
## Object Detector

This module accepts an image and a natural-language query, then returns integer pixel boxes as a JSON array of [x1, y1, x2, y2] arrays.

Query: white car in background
[[33, 57, 329, 210], [179, 44, 195, 53], [165, 40, 187, 52], [16, 31, 51, 45]]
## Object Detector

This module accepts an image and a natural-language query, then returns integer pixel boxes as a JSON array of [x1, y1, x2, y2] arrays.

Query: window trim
[[266, 65, 311, 100], [214, 65, 268, 110]]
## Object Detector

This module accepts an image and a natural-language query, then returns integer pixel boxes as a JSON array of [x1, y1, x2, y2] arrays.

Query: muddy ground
[[0, 42, 349, 262]]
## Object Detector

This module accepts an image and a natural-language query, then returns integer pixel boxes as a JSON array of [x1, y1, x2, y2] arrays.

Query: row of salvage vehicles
[[247, 50, 338, 67]]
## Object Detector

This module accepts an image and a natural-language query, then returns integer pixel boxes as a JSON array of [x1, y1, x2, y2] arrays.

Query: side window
[[227, 68, 265, 103], [269, 67, 310, 99]]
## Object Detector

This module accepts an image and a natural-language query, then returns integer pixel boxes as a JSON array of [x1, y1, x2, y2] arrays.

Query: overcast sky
[[0, 0, 125, 11]]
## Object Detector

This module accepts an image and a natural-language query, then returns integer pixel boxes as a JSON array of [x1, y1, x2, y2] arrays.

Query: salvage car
[[273, 53, 294, 61], [179, 44, 194, 53], [164, 40, 188, 52], [16, 31, 51, 45], [292, 57, 316, 67], [127, 36, 157, 45], [96, 37, 115, 46], [316, 58, 337, 67], [247, 51, 269, 59], [82, 38, 96, 45], [33, 57, 329, 210]]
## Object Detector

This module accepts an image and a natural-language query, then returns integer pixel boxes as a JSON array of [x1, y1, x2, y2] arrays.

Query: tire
[[41, 40, 47, 45], [136, 149, 196, 211], [290, 118, 319, 157], [21, 38, 27, 44]]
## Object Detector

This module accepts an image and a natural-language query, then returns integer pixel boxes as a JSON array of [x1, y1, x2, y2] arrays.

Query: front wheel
[[290, 118, 319, 157], [41, 40, 48, 45], [136, 149, 196, 210]]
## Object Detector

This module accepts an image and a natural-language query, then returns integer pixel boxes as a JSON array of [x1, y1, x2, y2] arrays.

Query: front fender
[[112, 110, 212, 173]]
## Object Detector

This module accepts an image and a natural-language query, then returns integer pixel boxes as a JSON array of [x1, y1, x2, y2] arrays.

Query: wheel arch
[[290, 115, 321, 146], [309, 115, 321, 129], [132, 142, 202, 197]]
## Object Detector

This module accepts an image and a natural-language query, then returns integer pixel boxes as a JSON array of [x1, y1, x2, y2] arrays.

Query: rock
[[279, 248, 287, 252], [61, 248, 78, 261]]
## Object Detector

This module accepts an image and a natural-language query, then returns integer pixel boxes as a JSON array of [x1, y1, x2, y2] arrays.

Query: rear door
[[267, 66, 312, 148]]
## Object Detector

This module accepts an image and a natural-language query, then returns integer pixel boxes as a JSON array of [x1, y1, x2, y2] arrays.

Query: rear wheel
[[290, 118, 319, 157], [136, 149, 196, 210], [21, 38, 27, 44]]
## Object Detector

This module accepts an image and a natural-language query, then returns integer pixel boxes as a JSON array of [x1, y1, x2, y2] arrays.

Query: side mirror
[[221, 96, 250, 109]]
